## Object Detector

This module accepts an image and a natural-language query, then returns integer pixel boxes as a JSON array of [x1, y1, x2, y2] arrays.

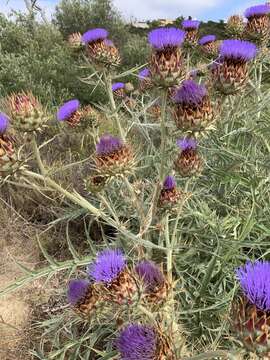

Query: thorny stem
[[123, 176, 145, 222], [182, 351, 240, 360], [22, 170, 165, 252], [103, 70, 125, 140], [139, 89, 168, 237], [31, 134, 47, 176]]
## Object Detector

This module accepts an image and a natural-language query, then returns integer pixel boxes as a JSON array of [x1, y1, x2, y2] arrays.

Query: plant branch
[[103, 70, 125, 140]]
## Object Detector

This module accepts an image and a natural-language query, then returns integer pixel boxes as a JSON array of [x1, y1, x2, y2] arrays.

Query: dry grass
[[0, 200, 39, 359]]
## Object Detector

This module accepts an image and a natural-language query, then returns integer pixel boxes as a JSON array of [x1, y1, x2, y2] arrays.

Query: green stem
[[123, 177, 145, 221], [23, 170, 165, 252], [138, 89, 168, 237], [31, 134, 46, 176], [103, 71, 125, 140], [159, 89, 168, 182]]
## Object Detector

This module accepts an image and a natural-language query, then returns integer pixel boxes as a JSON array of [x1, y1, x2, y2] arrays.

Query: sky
[[0, 0, 266, 21]]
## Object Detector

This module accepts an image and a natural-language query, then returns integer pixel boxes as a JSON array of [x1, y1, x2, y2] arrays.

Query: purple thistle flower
[[138, 68, 150, 80], [117, 324, 157, 360], [236, 260, 270, 311], [177, 138, 197, 151], [112, 82, 125, 92], [57, 99, 80, 122], [82, 28, 108, 45], [244, 4, 270, 19], [96, 134, 123, 156], [148, 27, 185, 50], [163, 175, 176, 190], [219, 40, 257, 62], [135, 260, 165, 292], [67, 279, 89, 305], [182, 19, 201, 30], [199, 34, 216, 45], [173, 80, 207, 106], [88, 249, 126, 284], [0, 112, 9, 134]]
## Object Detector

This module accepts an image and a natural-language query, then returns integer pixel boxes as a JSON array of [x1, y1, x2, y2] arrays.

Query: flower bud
[[5, 92, 46, 133], [175, 138, 203, 177]]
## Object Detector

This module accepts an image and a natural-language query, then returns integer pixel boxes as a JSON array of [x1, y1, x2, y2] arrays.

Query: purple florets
[[244, 4, 270, 19], [139, 68, 150, 80], [182, 19, 201, 30], [67, 279, 89, 305], [96, 134, 123, 156], [173, 80, 207, 106], [135, 260, 165, 292], [81, 28, 108, 44], [177, 138, 197, 151], [148, 27, 185, 50], [57, 99, 80, 122], [0, 112, 9, 134], [112, 82, 125, 92], [163, 175, 176, 190], [199, 35, 216, 45], [117, 324, 157, 360], [236, 260, 270, 311], [88, 249, 126, 284], [219, 40, 257, 62]]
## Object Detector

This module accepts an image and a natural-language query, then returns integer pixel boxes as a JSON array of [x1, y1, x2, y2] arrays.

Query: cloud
[[114, 0, 222, 20]]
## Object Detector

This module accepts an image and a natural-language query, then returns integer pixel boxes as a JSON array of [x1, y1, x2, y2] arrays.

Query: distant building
[[157, 19, 174, 26], [132, 22, 150, 29]]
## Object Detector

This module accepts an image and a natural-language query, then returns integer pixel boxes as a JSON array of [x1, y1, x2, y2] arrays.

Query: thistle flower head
[[173, 80, 207, 106], [135, 260, 165, 292], [219, 39, 257, 62], [81, 28, 108, 44], [236, 260, 270, 311], [0, 112, 9, 135], [244, 4, 270, 19], [88, 249, 126, 284], [163, 175, 176, 190], [67, 279, 89, 305], [182, 19, 201, 30], [199, 34, 216, 45], [96, 134, 123, 156], [138, 68, 150, 80], [7, 92, 40, 115], [148, 27, 185, 50], [117, 324, 157, 360], [57, 99, 80, 122], [112, 82, 125, 91], [177, 137, 197, 151]]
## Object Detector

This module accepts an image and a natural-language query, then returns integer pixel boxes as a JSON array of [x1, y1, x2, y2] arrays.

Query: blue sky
[[0, 0, 265, 21]]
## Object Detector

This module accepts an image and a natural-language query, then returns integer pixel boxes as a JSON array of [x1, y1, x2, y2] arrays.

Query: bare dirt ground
[[0, 199, 39, 360]]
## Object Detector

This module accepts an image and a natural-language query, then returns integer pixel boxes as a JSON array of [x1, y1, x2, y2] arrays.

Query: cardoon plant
[[82, 28, 121, 66], [1, 3, 268, 359], [88, 249, 136, 303], [232, 261, 270, 356], [116, 323, 175, 360], [182, 19, 201, 44], [148, 27, 186, 86], [198, 35, 219, 56], [172, 80, 215, 131], [212, 39, 257, 94], [244, 4, 270, 43]]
